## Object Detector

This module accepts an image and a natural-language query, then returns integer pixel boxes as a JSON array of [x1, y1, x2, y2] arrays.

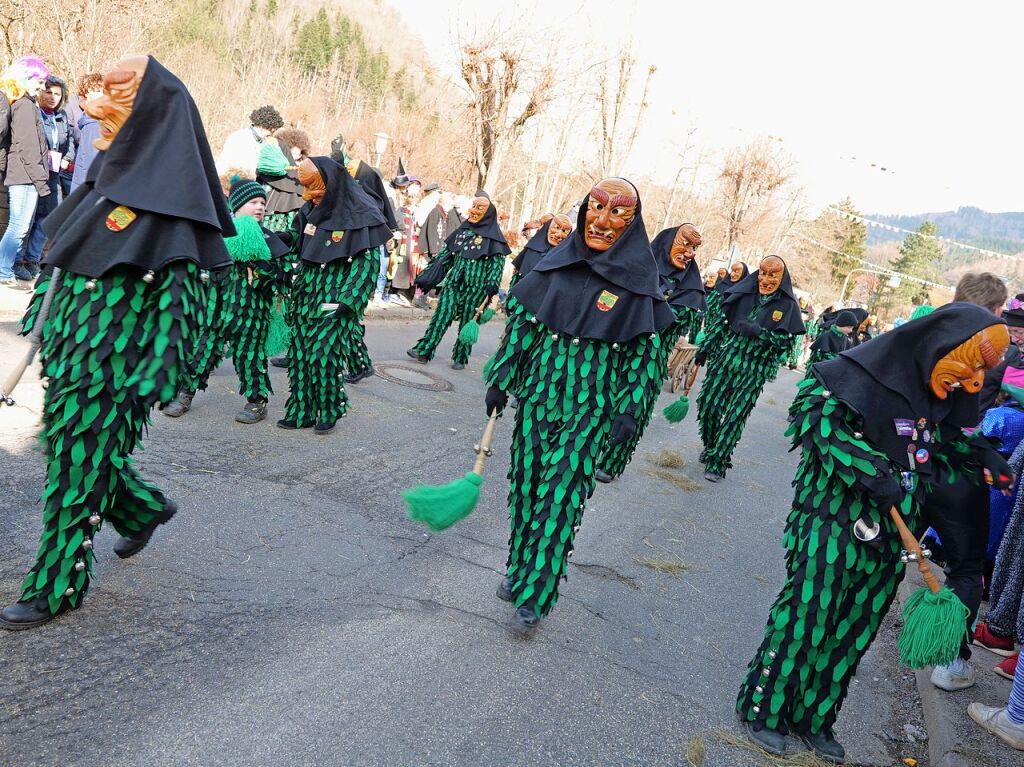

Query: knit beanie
[[834, 310, 857, 328], [228, 177, 266, 213]]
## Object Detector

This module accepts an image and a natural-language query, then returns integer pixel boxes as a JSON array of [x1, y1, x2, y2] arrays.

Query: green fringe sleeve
[[20, 272, 53, 336], [483, 304, 542, 391], [610, 330, 663, 419]]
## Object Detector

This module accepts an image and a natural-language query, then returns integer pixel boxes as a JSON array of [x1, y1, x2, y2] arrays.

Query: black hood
[[445, 198, 510, 259], [652, 226, 706, 313], [512, 219, 559, 277], [722, 258, 805, 336], [508, 185, 674, 342], [716, 262, 749, 294], [296, 156, 392, 265], [42, 57, 233, 276], [813, 302, 1005, 472], [810, 324, 852, 355]]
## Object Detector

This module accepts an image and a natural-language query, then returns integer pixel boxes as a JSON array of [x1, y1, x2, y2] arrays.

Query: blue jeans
[[0, 184, 38, 278], [374, 245, 388, 299], [22, 175, 59, 264]]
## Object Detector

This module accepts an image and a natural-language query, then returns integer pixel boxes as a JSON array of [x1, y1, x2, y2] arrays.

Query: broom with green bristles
[[457, 292, 498, 346], [663, 359, 701, 423], [888, 504, 970, 668], [403, 410, 500, 531]]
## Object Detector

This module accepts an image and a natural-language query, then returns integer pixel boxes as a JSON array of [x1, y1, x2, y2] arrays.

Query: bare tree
[[459, 31, 554, 194], [717, 138, 793, 249], [595, 45, 655, 178]]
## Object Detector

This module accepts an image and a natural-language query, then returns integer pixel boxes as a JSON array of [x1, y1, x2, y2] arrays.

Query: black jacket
[[2, 96, 49, 194]]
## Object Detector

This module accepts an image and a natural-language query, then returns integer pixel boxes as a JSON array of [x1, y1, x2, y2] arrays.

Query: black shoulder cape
[[716, 263, 749, 294], [511, 219, 557, 277], [810, 324, 852, 355], [813, 302, 1005, 473], [652, 226, 706, 313], [43, 57, 233, 277], [722, 259, 805, 335], [355, 159, 398, 231], [508, 187, 675, 342], [821, 306, 867, 330], [445, 199, 511, 260], [295, 156, 392, 265]]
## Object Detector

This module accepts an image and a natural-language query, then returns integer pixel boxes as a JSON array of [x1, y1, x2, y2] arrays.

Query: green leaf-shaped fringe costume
[[597, 305, 697, 478], [19, 263, 206, 615], [282, 247, 379, 426], [736, 378, 973, 736], [696, 301, 791, 478], [802, 327, 848, 378], [412, 240, 505, 365], [694, 288, 722, 357], [485, 304, 662, 616], [176, 229, 284, 402]]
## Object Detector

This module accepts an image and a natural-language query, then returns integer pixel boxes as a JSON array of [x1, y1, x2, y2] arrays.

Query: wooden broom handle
[[683, 362, 702, 396], [888, 505, 941, 594], [471, 411, 500, 475], [471, 295, 492, 323]]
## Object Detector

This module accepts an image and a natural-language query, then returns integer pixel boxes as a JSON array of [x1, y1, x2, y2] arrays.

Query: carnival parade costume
[[483, 178, 674, 629], [278, 156, 391, 433], [697, 257, 805, 481], [736, 304, 1011, 760], [597, 224, 705, 482], [408, 196, 510, 368], [804, 309, 856, 373], [0, 57, 236, 629], [509, 214, 571, 289], [165, 179, 290, 423], [695, 262, 748, 364]]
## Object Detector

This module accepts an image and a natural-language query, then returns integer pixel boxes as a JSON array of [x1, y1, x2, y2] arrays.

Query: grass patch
[[640, 467, 701, 491], [635, 557, 690, 576], [646, 448, 686, 469], [705, 728, 835, 766], [685, 734, 705, 766]]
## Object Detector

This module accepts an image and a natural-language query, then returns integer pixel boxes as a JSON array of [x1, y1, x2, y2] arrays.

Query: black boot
[[595, 468, 614, 484], [406, 348, 427, 364], [277, 418, 299, 430], [496, 577, 513, 602], [113, 500, 178, 559], [704, 471, 723, 483], [343, 368, 375, 384], [314, 420, 336, 435], [743, 720, 787, 756], [0, 596, 69, 631], [515, 606, 539, 630], [698, 449, 707, 464], [269, 355, 288, 368], [800, 731, 845, 763]]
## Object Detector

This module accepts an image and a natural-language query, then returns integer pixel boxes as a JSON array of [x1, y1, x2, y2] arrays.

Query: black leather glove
[[484, 284, 499, 299], [485, 385, 508, 416], [694, 348, 708, 367], [731, 319, 762, 338], [334, 301, 354, 318], [857, 469, 905, 510], [608, 413, 637, 446], [972, 438, 1015, 490]]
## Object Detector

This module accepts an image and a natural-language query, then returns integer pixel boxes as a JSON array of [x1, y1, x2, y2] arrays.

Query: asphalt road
[[0, 316, 931, 767]]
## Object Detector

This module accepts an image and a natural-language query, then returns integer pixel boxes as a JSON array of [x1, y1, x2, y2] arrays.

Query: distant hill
[[865, 207, 1024, 255]]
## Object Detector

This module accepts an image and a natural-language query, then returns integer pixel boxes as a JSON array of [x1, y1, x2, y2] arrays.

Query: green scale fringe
[[262, 210, 296, 233], [697, 314, 791, 478], [413, 250, 505, 364], [735, 379, 974, 735], [19, 264, 205, 615], [802, 348, 836, 380], [336, 248, 380, 377], [693, 289, 723, 353], [598, 307, 696, 478], [283, 251, 377, 426], [485, 305, 662, 616]]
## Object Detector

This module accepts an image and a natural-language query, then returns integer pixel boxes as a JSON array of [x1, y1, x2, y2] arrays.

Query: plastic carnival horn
[[403, 411, 500, 531]]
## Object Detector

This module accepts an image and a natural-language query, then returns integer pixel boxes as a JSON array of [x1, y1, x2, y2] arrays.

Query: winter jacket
[[0, 97, 10, 176], [2, 95, 49, 195], [71, 111, 100, 192]]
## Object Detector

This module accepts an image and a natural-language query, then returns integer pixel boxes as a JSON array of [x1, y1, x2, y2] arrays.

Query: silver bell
[[567, 549, 573, 558], [752, 705, 761, 714], [142, 270, 155, 283], [822, 389, 832, 397], [755, 686, 764, 694], [612, 342, 620, 350], [530, 317, 538, 324], [768, 650, 777, 659], [74, 561, 86, 572], [854, 518, 881, 543], [199, 270, 210, 283], [854, 432, 863, 439], [762, 667, 770, 676], [81, 539, 93, 550], [64, 587, 75, 596], [88, 514, 101, 526], [572, 338, 580, 346], [84, 279, 97, 291], [551, 333, 559, 340]]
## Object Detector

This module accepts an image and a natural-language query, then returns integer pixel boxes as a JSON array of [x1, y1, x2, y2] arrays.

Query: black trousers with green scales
[[413, 254, 504, 364], [17, 263, 205, 615]]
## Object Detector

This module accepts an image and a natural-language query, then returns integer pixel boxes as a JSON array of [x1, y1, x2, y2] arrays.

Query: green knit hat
[[227, 176, 266, 213]]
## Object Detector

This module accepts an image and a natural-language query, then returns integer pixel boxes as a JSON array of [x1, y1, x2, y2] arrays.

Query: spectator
[[15, 74, 73, 280], [69, 72, 101, 193], [0, 55, 49, 290], [215, 104, 283, 177]]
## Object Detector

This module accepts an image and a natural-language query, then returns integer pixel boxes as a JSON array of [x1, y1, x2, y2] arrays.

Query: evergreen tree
[[292, 9, 334, 74], [822, 197, 866, 287], [890, 221, 944, 307]]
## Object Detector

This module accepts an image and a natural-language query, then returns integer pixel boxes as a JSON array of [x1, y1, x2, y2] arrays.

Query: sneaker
[[235, 400, 267, 424], [975, 622, 1016, 656], [968, 702, 1024, 750], [269, 355, 288, 369], [994, 653, 1018, 680], [0, 277, 31, 290], [12, 262, 34, 281], [931, 657, 976, 691], [162, 391, 194, 417], [413, 296, 429, 310], [389, 294, 411, 308]]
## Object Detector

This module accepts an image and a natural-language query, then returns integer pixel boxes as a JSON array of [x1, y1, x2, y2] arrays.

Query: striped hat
[[227, 177, 266, 213]]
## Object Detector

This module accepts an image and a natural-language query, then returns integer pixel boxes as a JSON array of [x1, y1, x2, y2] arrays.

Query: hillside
[[865, 206, 1024, 255]]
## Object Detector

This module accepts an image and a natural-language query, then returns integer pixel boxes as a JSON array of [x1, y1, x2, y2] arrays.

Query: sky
[[385, 0, 1022, 216]]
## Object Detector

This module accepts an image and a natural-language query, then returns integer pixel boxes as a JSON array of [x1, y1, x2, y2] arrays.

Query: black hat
[[834, 310, 858, 328]]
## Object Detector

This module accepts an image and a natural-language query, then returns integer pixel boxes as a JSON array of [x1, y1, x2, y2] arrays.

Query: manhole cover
[[373, 363, 454, 391]]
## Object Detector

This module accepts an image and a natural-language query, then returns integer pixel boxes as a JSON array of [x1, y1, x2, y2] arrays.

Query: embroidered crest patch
[[772, 310, 783, 321], [331, 231, 344, 243], [596, 290, 619, 312], [105, 206, 136, 232]]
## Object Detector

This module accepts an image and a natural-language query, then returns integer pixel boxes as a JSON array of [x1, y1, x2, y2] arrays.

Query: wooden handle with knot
[[471, 412, 500, 475], [888, 505, 941, 594]]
